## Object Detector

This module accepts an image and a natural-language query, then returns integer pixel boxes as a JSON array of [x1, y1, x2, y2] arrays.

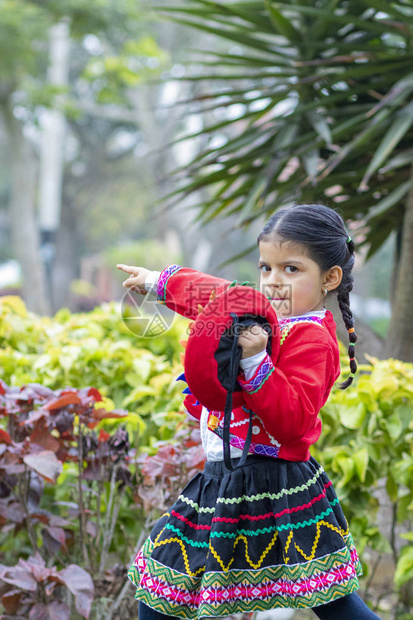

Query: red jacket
[[157, 265, 342, 461]]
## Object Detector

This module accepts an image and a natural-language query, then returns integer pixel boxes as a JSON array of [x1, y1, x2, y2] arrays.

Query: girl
[[117, 204, 380, 620]]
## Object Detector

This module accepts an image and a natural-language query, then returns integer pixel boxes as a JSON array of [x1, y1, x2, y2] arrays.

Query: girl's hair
[[257, 203, 357, 389]]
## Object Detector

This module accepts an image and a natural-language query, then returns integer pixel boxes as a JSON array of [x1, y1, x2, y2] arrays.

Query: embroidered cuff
[[156, 264, 182, 302], [239, 350, 267, 380], [237, 353, 275, 394], [144, 270, 161, 294]]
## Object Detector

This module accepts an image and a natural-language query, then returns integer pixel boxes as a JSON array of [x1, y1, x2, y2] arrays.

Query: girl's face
[[258, 238, 327, 319]]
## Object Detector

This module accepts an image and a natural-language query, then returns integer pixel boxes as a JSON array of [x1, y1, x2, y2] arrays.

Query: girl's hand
[[116, 264, 150, 295], [238, 324, 269, 359]]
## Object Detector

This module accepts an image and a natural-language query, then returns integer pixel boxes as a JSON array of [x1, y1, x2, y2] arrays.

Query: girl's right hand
[[116, 264, 151, 295]]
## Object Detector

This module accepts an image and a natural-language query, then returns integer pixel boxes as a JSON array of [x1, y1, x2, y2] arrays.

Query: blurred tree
[[156, 0, 413, 361], [0, 0, 165, 314]]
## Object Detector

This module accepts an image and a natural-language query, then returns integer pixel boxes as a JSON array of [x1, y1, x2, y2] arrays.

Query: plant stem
[[96, 459, 105, 549], [19, 468, 39, 553], [363, 552, 382, 604], [390, 501, 398, 567], [99, 462, 118, 575], [107, 485, 126, 558], [106, 511, 154, 620], [77, 416, 90, 567]]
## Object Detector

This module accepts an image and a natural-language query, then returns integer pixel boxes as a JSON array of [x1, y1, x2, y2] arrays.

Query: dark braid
[[336, 238, 358, 388], [257, 203, 357, 389]]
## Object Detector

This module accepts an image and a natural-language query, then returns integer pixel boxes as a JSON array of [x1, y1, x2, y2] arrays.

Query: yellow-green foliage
[[0, 296, 189, 448], [315, 348, 413, 588]]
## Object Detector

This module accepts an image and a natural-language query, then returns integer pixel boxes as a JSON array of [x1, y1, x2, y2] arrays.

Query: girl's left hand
[[238, 324, 268, 359]]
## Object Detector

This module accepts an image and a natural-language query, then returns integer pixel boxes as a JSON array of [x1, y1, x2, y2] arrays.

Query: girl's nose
[[267, 275, 285, 289]]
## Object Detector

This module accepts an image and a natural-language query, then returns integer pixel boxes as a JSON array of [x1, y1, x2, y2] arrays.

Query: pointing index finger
[[116, 264, 134, 273]]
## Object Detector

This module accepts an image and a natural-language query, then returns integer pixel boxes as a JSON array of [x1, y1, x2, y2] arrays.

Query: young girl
[[118, 204, 381, 620]]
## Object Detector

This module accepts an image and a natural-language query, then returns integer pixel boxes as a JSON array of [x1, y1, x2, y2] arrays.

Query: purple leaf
[[58, 565, 94, 619], [29, 602, 69, 620], [29, 603, 49, 620], [27, 384, 55, 399], [0, 565, 37, 591], [44, 526, 66, 547], [47, 602, 70, 620], [49, 515, 71, 527], [0, 499, 25, 524], [23, 451, 63, 483]]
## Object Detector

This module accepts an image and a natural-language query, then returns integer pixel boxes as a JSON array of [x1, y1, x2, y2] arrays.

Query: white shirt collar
[[279, 307, 327, 322]]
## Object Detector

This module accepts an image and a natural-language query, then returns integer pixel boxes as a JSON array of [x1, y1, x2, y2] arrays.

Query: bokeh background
[[1, 2, 413, 619]]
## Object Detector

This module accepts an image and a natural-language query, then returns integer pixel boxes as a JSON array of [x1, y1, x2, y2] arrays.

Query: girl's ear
[[323, 265, 343, 292]]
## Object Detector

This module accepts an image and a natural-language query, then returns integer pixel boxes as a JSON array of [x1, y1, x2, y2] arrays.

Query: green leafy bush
[[0, 296, 198, 618], [313, 348, 413, 614], [0, 295, 190, 449]]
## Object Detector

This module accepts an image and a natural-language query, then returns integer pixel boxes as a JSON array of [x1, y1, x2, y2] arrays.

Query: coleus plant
[[0, 379, 130, 619], [0, 377, 206, 620]]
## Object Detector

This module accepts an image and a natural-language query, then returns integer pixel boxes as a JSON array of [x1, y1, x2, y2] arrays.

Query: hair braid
[[336, 239, 357, 389]]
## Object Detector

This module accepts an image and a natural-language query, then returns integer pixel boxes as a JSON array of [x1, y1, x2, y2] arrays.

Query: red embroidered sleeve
[[237, 328, 335, 443], [156, 265, 231, 320]]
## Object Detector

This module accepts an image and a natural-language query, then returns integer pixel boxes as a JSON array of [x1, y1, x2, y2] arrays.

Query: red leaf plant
[[134, 419, 205, 513], [0, 380, 129, 618], [0, 551, 94, 619], [0, 379, 205, 618]]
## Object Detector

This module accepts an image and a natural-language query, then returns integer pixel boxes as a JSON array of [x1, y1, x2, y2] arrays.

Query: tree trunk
[[38, 21, 71, 313], [1, 100, 51, 315], [51, 196, 79, 312], [381, 168, 413, 361]]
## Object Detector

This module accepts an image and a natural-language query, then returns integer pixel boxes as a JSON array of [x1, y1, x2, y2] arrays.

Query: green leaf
[[273, 3, 407, 35], [302, 149, 319, 182], [385, 412, 403, 441], [353, 447, 369, 483], [195, 0, 277, 32], [264, 1, 301, 41], [386, 472, 399, 503], [236, 174, 268, 226], [122, 385, 156, 408], [306, 111, 332, 146], [364, 181, 412, 223], [189, 50, 292, 68], [317, 108, 392, 180], [379, 148, 413, 174], [394, 404, 412, 431], [158, 15, 281, 54], [360, 101, 413, 188], [212, 243, 257, 269], [395, 546, 413, 586], [339, 403, 366, 429], [364, 217, 399, 261], [360, 0, 404, 13], [336, 456, 355, 487]]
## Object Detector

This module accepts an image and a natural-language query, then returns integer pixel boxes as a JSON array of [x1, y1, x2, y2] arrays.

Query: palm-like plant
[[155, 0, 413, 360]]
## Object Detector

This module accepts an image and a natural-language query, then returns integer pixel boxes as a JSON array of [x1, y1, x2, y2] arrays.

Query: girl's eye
[[258, 265, 298, 273]]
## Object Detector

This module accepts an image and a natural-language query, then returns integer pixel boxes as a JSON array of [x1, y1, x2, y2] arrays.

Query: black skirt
[[128, 455, 362, 618]]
